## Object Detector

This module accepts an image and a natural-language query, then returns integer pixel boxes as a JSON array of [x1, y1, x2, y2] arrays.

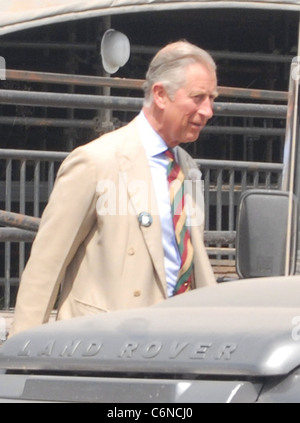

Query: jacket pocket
[[73, 298, 108, 315]]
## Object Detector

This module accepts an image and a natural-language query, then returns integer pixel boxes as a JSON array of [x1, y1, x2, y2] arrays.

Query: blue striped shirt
[[137, 111, 180, 297]]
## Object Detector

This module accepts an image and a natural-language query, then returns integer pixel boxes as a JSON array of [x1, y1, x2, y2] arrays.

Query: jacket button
[[134, 291, 141, 297], [128, 248, 135, 256]]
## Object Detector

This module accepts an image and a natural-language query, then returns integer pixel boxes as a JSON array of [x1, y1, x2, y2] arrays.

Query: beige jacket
[[11, 118, 216, 335]]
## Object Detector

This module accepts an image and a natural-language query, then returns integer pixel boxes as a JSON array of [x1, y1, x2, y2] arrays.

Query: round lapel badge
[[138, 212, 153, 228]]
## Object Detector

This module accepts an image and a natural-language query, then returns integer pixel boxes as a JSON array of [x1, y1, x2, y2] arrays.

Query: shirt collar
[[137, 111, 178, 159]]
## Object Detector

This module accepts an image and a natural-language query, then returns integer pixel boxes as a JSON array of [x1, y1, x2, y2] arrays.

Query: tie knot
[[165, 148, 175, 162]]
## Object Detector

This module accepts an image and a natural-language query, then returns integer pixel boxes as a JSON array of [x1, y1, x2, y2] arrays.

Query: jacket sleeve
[[11, 146, 98, 335]]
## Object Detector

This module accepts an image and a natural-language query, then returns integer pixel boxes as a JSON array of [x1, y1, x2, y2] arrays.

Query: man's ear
[[152, 83, 168, 110]]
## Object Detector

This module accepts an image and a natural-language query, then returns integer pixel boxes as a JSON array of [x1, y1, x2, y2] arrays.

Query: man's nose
[[198, 97, 214, 120]]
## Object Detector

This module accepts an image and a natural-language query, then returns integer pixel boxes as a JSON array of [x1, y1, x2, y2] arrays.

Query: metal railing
[[0, 149, 67, 309], [198, 159, 283, 275], [198, 159, 283, 232]]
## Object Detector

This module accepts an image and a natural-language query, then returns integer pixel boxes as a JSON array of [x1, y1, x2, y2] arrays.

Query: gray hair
[[143, 41, 216, 107]]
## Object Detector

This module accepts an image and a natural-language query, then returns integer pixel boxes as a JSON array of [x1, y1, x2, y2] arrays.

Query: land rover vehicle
[[1, 0, 300, 403]]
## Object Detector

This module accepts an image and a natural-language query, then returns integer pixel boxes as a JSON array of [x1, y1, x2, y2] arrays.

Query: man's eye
[[193, 95, 206, 103]]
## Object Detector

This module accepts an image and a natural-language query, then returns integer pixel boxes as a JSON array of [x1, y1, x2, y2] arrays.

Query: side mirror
[[236, 189, 298, 278]]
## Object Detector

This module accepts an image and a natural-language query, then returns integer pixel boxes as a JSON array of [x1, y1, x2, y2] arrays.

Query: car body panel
[[1, 0, 300, 36], [1, 277, 300, 377], [1, 277, 300, 402]]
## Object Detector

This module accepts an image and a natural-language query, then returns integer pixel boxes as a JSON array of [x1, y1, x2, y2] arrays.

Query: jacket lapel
[[177, 147, 205, 231], [177, 148, 207, 286], [116, 120, 167, 297]]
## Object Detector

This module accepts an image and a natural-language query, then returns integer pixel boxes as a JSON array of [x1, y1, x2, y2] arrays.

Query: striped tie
[[165, 149, 194, 295]]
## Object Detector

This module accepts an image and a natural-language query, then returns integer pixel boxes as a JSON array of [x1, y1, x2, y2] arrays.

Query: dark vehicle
[[1, 0, 300, 403]]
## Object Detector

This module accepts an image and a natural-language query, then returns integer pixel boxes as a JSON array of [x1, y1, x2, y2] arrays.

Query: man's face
[[160, 63, 218, 147]]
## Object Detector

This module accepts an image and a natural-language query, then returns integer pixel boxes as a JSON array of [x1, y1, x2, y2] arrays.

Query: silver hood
[[1, 276, 300, 378]]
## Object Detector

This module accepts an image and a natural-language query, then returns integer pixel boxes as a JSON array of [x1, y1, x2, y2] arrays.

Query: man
[[11, 40, 218, 336]]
